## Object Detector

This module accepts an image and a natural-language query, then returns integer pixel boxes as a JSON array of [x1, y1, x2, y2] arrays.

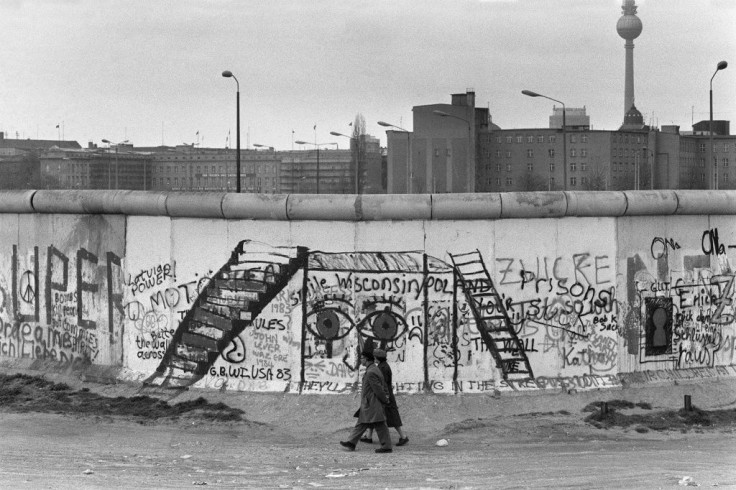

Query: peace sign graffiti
[[19, 271, 36, 304]]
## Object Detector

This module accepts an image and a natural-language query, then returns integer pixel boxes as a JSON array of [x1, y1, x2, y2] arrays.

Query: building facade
[[386, 90, 493, 194], [33, 140, 385, 194]]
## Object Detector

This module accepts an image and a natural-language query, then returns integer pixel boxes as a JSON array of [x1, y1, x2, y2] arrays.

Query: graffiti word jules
[[129, 264, 174, 295]]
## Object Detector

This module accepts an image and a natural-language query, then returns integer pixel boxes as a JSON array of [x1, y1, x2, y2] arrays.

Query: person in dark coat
[[361, 348, 409, 446], [340, 349, 393, 453]]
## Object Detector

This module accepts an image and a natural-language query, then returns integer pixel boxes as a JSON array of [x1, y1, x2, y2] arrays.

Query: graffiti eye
[[357, 297, 408, 343], [305, 298, 355, 341]]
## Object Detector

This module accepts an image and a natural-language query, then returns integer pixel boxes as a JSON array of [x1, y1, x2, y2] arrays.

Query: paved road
[[1, 412, 734, 489]]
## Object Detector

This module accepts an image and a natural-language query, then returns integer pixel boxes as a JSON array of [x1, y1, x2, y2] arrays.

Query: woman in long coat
[[339, 350, 393, 453], [362, 348, 409, 446]]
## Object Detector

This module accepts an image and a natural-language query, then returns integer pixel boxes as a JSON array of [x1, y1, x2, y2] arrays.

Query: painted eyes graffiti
[[305, 295, 409, 345], [357, 297, 408, 344], [306, 297, 355, 341]]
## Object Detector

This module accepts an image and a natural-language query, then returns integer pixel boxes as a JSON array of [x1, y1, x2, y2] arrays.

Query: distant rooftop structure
[[0, 131, 81, 155], [550, 106, 590, 130]]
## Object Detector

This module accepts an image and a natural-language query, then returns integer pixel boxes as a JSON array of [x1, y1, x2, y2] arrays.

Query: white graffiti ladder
[[144, 240, 308, 388], [448, 250, 534, 381]]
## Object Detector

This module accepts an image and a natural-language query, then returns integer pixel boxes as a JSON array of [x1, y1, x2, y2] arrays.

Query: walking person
[[361, 349, 409, 446], [340, 347, 393, 453]]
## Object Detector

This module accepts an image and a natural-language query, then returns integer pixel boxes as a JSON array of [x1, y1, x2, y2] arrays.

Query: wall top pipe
[[2, 189, 736, 220]]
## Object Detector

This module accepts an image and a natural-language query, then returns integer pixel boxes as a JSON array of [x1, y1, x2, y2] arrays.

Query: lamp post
[[222, 70, 241, 193], [102, 139, 128, 190], [522, 90, 567, 191], [295, 140, 337, 194], [710, 60, 728, 189], [378, 121, 411, 193]]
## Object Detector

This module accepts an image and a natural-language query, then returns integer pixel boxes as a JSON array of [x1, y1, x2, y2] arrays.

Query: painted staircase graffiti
[[144, 241, 308, 388], [144, 241, 537, 390], [449, 250, 534, 380]]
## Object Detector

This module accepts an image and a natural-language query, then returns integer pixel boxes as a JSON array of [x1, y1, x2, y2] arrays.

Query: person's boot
[[340, 441, 355, 451]]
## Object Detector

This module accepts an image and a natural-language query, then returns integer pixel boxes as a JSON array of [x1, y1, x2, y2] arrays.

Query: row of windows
[[498, 135, 559, 144], [699, 143, 736, 153], [495, 133, 649, 145], [152, 164, 278, 175], [495, 163, 590, 172], [152, 176, 278, 187], [494, 148, 593, 158], [493, 176, 592, 187], [497, 134, 593, 144]]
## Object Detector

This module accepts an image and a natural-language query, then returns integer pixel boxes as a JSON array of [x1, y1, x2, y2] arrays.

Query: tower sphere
[[617, 14, 642, 40]]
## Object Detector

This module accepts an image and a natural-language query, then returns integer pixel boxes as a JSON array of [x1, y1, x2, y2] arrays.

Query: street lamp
[[522, 90, 567, 191], [102, 139, 128, 190], [222, 70, 241, 193], [295, 140, 337, 194], [378, 121, 412, 193], [432, 111, 471, 193], [710, 60, 728, 189]]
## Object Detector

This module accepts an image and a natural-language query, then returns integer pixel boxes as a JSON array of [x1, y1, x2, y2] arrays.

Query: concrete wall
[[1, 189, 735, 395]]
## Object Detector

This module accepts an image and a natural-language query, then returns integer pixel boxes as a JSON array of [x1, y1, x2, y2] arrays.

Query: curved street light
[[522, 90, 567, 191], [710, 60, 728, 189], [377, 121, 409, 132], [222, 70, 241, 193]]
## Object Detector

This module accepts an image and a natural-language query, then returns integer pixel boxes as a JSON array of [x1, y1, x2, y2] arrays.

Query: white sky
[[1, 0, 734, 150]]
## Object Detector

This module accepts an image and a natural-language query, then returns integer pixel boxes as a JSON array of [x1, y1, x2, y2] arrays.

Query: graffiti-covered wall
[[1, 191, 735, 395]]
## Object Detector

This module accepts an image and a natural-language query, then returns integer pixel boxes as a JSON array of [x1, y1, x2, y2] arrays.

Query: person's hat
[[374, 349, 387, 360], [361, 340, 375, 356]]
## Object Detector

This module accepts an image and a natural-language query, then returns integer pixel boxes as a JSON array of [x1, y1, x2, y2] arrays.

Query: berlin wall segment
[[0, 210, 734, 397]]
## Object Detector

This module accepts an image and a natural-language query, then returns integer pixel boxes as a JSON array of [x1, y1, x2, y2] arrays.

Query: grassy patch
[[0, 374, 245, 422], [583, 399, 736, 432]]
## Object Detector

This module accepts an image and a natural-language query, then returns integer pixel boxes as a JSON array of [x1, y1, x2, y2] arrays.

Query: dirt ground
[[1, 370, 736, 489]]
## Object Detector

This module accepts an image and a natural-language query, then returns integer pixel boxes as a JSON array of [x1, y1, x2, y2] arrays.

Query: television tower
[[617, 0, 644, 129]]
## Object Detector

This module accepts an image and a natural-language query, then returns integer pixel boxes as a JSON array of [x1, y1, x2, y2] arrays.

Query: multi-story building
[[34, 139, 386, 194], [41, 145, 153, 190], [0, 132, 82, 189], [386, 90, 494, 194]]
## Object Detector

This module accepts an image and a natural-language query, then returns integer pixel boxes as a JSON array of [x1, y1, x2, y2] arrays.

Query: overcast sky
[[1, 0, 734, 150]]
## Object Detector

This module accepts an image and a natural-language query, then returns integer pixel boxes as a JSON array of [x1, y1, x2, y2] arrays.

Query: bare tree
[[351, 114, 367, 194], [519, 172, 547, 191], [583, 164, 609, 190]]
